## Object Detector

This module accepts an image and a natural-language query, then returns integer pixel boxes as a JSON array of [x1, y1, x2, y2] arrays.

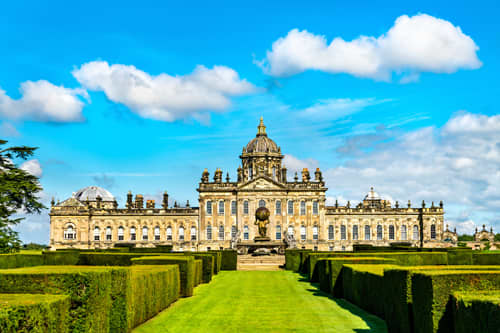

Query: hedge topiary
[[0, 266, 125, 332], [132, 256, 196, 297], [221, 250, 237, 270], [0, 294, 70, 333], [412, 270, 500, 333], [0, 254, 43, 269], [189, 254, 214, 283], [42, 251, 80, 265], [472, 252, 500, 265], [451, 291, 500, 333], [447, 249, 473, 265], [207, 251, 222, 274], [77, 252, 160, 266], [194, 259, 202, 286]]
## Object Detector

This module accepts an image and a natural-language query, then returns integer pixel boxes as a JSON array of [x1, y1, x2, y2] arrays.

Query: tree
[[457, 234, 474, 241], [495, 233, 500, 242], [0, 140, 45, 253]]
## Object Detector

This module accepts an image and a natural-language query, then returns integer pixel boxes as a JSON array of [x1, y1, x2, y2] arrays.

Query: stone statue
[[254, 207, 270, 237]]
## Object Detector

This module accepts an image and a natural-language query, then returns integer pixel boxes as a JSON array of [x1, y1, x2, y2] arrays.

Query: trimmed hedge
[[412, 270, 500, 333], [0, 254, 43, 269], [190, 254, 214, 283], [447, 249, 473, 265], [129, 246, 173, 253], [194, 259, 203, 286], [0, 294, 71, 333], [316, 258, 395, 296], [0, 266, 124, 332], [42, 251, 80, 265], [127, 265, 180, 330], [207, 251, 222, 274], [77, 252, 160, 266], [472, 252, 500, 265], [451, 291, 500, 333], [132, 256, 196, 297], [221, 250, 238, 270], [342, 264, 388, 318]]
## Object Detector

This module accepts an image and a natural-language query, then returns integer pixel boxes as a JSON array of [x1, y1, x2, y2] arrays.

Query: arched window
[[154, 226, 160, 241], [288, 200, 294, 215], [300, 201, 306, 215], [353, 225, 359, 240], [218, 225, 224, 240], [94, 227, 100, 241], [401, 225, 407, 240], [179, 227, 185, 241], [243, 225, 249, 240], [430, 224, 436, 239], [243, 201, 249, 215], [248, 166, 253, 180], [231, 225, 237, 239], [259, 199, 266, 208], [275, 200, 282, 215], [166, 226, 172, 240], [118, 226, 124, 241], [341, 225, 346, 240], [288, 226, 294, 237], [130, 227, 136, 241], [389, 225, 395, 240], [106, 226, 112, 241], [191, 226, 197, 241], [313, 201, 319, 215], [218, 201, 225, 215], [206, 201, 212, 215], [64, 224, 76, 240], [313, 226, 318, 240], [272, 166, 276, 180], [207, 225, 212, 240], [276, 225, 281, 240], [328, 225, 334, 240], [231, 201, 237, 215], [364, 225, 371, 240], [300, 225, 306, 240], [413, 225, 419, 240], [377, 225, 383, 240], [142, 226, 148, 241]]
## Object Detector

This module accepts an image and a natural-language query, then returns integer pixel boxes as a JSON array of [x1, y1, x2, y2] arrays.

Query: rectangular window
[[288, 201, 293, 215], [154, 227, 160, 241], [94, 235, 100, 241], [364, 226, 371, 240], [313, 201, 318, 215], [207, 226, 212, 240], [244, 226, 249, 240], [313, 226, 318, 240], [353, 225, 358, 240], [218, 201, 224, 215], [218, 226, 224, 240], [276, 225, 281, 240], [328, 225, 334, 240], [430, 225, 436, 239], [106, 234, 112, 241], [167, 228, 172, 241], [231, 226, 237, 238], [341, 225, 346, 240], [413, 226, 419, 240], [377, 225, 383, 240], [401, 225, 407, 241], [179, 228, 185, 241], [206, 201, 212, 215], [300, 201, 306, 215], [131, 230, 136, 241], [191, 227, 197, 241], [231, 201, 237, 215], [118, 235, 124, 241], [275, 200, 281, 215], [243, 201, 249, 215], [300, 226, 306, 240], [389, 226, 395, 240]]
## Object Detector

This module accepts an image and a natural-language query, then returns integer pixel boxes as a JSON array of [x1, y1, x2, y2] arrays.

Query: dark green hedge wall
[[221, 250, 237, 270], [207, 251, 222, 274], [451, 291, 500, 333], [42, 251, 80, 265], [194, 259, 202, 286], [0, 294, 70, 333], [0, 254, 44, 269], [132, 256, 195, 297], [472, 252, 500, 265], [447, 249, 473, 265], [412, 271, 500, 333]]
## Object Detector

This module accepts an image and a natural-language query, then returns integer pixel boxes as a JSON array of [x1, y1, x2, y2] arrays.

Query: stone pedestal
[[254, 236, 271, 242]]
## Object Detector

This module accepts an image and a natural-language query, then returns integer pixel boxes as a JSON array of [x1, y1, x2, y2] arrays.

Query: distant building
[[49, 118, 445, 251]]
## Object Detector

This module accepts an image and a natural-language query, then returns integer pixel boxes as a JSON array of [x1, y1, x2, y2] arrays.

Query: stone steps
[[237, 255, 285, 271]]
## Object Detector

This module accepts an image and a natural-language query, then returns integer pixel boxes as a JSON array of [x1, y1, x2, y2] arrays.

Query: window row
[[206, 200, 319, 216], [80, 226, 198, 241], [325, 224, 436, 240]]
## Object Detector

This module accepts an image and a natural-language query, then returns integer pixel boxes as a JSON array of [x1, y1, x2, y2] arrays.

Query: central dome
[[74, 186, 115, 202], [245, 117, 280, 153]]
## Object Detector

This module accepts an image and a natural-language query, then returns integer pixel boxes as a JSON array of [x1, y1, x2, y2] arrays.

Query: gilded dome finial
[[257, 117, 266, 136]]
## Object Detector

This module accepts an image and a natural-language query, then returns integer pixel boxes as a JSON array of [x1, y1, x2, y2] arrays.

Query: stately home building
[[49, 118, 445, 252]]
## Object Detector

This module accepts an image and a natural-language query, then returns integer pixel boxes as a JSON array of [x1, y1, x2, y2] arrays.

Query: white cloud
[[20, 159, 42, 178], [282, 154, 319, 180], [260, 14, 481, 80], [0, 122, 20, 137], [0, 80, 88, 122], [299, 98, 391, 120], [72, 61, 257, 122]]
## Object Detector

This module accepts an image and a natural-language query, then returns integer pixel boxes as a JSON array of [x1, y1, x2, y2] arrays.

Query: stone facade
[[49, 118, 445, 251]]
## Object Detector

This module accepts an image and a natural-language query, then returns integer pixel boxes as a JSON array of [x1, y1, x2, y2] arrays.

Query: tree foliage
[[0, 140, 45, 253], [457, 234, 474, 242]]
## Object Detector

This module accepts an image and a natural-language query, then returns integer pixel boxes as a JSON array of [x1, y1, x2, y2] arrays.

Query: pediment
[[238, 176, 285, 190], [57, 197, 86, 207]]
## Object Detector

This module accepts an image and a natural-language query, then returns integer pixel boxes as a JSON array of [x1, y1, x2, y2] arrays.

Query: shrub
[[221, 250, 237, 270], [132, 256, 196, 297], [0, 294, 70, 333], [42, 251, 80, 265], [0, 266, 124, 332], [194, 259, 202, 286], [412, 270, 500, 333], [342, 264, 389, 319], [207, 251, 222, 274], [0, 254, 43, 269], [472, 252, 500, 265], [447, 249, 473, 265], [316, 258, 395, 296], [189, 254, 214, 283], [451, 291, 500, 333], [129, 246, 173, 253], [77, 253, 160, 266]]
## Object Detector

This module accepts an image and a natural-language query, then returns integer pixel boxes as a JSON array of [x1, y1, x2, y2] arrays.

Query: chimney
[[135, 194, 144, 209]]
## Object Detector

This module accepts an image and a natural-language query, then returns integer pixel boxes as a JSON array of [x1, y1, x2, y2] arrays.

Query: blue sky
[[1, 1, 499, 243]]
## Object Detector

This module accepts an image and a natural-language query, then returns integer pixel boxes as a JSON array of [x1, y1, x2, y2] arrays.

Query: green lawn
[[134, 271, 387, 333]]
